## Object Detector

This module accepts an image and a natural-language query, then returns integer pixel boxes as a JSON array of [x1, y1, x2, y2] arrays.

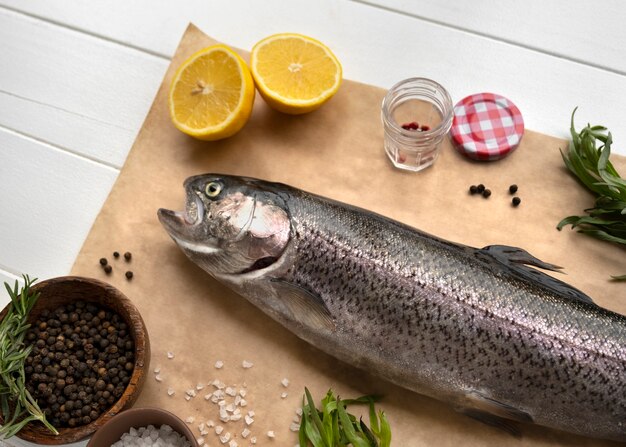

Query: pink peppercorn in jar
[[381, 77, 453, 172]]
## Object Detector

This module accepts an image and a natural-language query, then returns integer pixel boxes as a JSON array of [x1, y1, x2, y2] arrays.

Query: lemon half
[[250, 33, 342, 115], [169, 44, 255, 140]]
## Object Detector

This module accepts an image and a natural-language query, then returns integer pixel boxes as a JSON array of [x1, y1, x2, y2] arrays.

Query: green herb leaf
[[0, 276, 58, 438], [299, 389, 391, 447], [558, 109, 626, 278]]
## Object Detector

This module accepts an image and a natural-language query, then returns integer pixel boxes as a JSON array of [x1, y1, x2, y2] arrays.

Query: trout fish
[[158, 174, 626, 442]]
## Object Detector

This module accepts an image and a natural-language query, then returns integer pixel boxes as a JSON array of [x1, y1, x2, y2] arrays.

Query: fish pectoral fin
[[270, 280, 335, 332], [457, 390, 533, 437], [460, 409, 522, 437], [479, 245, 596, 306]]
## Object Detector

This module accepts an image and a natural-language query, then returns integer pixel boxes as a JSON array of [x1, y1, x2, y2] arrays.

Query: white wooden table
[[1, 1, 625, 445]]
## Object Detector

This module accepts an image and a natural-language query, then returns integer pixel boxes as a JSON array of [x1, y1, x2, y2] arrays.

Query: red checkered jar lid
[[450, 93, 524, 161]]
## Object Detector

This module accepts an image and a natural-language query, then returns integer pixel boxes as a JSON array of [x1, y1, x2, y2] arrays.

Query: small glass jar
[[381, 77, 453, 172]]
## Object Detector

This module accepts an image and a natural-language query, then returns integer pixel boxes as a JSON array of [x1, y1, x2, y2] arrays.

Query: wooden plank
[[0, 7, 168, 168], [359, 0, 626, 75], [1, 2, 625, 154], [0, 127, 118, 285]]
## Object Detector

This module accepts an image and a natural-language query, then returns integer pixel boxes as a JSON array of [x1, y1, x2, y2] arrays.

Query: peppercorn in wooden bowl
[[0, 276, 150, 444]]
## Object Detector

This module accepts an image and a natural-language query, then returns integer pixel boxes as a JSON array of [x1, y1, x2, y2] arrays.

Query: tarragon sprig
[[557, 108, 626, 280], [0, 275, 58, 438], [299, 388, 391, 447]]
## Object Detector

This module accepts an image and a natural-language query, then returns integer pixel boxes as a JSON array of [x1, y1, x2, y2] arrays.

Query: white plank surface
[[0, 1, 626, 445], [0, 7, 168, 168], [0, 127, 118, 301], [360, 0, 626, 74]]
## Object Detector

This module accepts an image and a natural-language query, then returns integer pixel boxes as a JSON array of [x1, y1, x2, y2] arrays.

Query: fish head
[[157, 174, 291, 276]]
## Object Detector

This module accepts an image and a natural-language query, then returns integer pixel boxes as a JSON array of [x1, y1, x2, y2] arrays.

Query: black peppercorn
[[104, 265, 112, 274], [113, 251, 120, 258], [99, 258, 108, 266], [482, 189, 491, 198], [125, 271, 133, 280], [469, 185, 478, 195], [477, 184, 485, 193], [512, 197, 521, 207], [509, 184, 518, 194], [124, 252, 132, 261]]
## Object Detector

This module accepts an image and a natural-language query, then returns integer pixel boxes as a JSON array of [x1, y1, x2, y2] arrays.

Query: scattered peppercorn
[[509, 184, 518, 194], [124, 252, 132, 261], [482, 189, 491, 198], [469, 185, 478, 195], [103, 265, 112, 275], [24, 301, 135, 428], [99, 258, 108, 266], [476, 184, 485, 193], [125, 271, 133, 280], [512, 197, 521, 207], [113, 252, 120, 258]]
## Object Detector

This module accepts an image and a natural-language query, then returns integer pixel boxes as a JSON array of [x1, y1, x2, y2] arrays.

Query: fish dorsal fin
[[456, 390, 533, 437], [478, 245, 595, 306], [270, 280, 335, 332]]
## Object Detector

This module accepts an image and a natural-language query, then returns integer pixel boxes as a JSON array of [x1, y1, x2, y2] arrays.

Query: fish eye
[[205, 181, 223, 198]]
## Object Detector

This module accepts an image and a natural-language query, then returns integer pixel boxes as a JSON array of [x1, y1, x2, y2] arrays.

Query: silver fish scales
[[158, 174, 626, 442]]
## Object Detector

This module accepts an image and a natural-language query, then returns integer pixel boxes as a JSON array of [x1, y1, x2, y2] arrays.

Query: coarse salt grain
[[242, 360, 253, 369], [206, 420, 215, 427], [239, 399, 247, 407], [229, 440, 238, 447], [215, 425, 224, 435], [281, 378, 290, 387], [219, 432, 231, 443], [295, 408, 303, 416], [239, 388, 247, 397], [281, 392, 288, 399], [230, 413, 242, 422], [213, 379, 226, 389], [244, 415, 254, 426], [186, 389, 197, 397], [292, 414, 300, 423], [215, 360, 224, 369], [250, 436, 257, 444], [204, 393, 213, 400], [167, 388, 175, 396], [241, 428, 251, 438], [267, 430, 275, 438], [247, 410, 255, 417], [290, 422, 300, 432], [155, 375, 163, 382], [198, 423, 205, 432], [225, 387, 237, 397], [197, 438, 205, 446], [167, 351, 175, 359], [185, 416, 195, 424], [185, 396, 191, 401], [154, 367, 161, 374], [196, 382, 205, 390]]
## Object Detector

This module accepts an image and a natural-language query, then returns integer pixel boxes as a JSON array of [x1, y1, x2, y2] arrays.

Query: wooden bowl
[[0, 276, 150, 444], [86, 407, 199, 447]]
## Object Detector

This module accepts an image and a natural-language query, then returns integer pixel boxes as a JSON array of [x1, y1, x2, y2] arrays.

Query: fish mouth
[[157, 194, 220, 254]]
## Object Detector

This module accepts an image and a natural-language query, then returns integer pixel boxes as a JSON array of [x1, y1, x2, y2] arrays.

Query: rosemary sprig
[[557, 108, 626, 280], [0, 275, 58, 438], [299, 388, 391, 447]]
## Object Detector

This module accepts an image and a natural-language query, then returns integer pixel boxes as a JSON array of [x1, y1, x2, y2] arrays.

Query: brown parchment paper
[[71, 24, 626, 446]]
